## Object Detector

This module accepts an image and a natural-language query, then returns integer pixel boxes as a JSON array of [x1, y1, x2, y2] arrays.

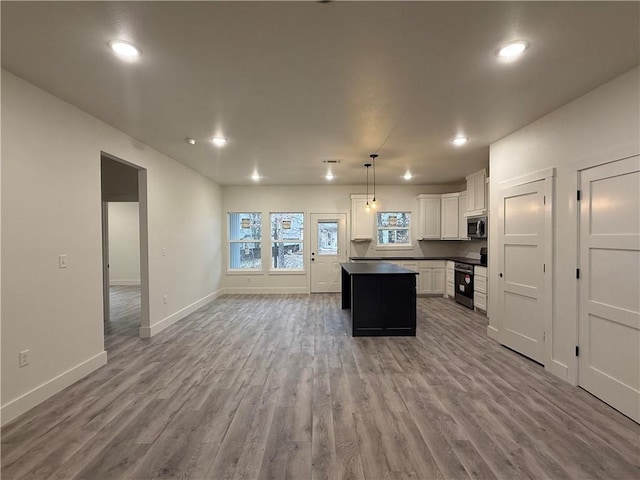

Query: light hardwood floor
[[2, 292, 639, 479]]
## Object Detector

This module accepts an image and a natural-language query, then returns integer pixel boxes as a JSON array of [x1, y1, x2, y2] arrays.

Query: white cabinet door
[[350, 194, 373, 241], [458, 191, 468, 240], [441, 194, 459, 239], [433, 268, 445, 294], [465, 169, 487, 215], [417, 195, 441, 240], [419, 267, 433, 294], [578, 155, 640, 423]]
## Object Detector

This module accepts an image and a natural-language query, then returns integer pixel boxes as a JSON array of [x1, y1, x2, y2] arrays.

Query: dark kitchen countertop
[[349, 256, 486, 267]]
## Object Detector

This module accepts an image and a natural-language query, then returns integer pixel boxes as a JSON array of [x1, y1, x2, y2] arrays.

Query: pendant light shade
[[364, 162, 372, 211]]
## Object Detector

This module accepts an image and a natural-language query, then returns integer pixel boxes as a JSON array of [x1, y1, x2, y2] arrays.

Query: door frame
[[308, 211, 350, 293], [497, 167, 555, 366], [100, 152, 150, 338]]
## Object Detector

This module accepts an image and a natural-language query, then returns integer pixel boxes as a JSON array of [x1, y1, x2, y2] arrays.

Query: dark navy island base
[[340, 262, 418, 336]]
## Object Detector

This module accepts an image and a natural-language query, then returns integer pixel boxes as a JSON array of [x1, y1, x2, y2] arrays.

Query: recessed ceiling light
[[326, 172, 334, 181], [452, 135, 468, 146], [251, 172, 260, 182], [496, 41, 528, 59], [185, 138, 196, 145], [211, 136, 228, 147], [108, 40, 141, 57], [403, 171, 413, 180]]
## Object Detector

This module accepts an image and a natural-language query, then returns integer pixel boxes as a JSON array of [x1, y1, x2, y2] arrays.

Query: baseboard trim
[[487, 325, 498, 340], [547, 359, 570, 382], [140, 289, 225, 338], [222, 286, 308, 295], [1, 351, 107, 426], [109, 280, 141, 286]]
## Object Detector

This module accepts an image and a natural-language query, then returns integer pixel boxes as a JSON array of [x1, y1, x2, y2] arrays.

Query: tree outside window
[[229, 212, 262, 270], [270, 213, 304, 270]]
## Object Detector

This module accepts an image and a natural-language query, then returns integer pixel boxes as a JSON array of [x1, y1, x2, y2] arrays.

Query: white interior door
[[497, 179, 546, 363], [310, 213, 347, 293], [578, 155, 640, 423]]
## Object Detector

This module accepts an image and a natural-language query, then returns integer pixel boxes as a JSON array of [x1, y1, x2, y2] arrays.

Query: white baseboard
[[109, 280, 141, 286], [139, 289, 225, 338], [222, 286, 308, 295], [547, 359, 570, 382], [487, 325, 498, 340], [1, 351, 107, 426]]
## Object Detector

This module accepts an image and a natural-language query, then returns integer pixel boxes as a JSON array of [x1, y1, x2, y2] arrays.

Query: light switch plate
[[58, 254, 68, 269]]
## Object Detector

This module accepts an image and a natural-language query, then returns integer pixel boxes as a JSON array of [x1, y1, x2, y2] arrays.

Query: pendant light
[[364, 163, 372, 211], [370, 154, 379, 209]]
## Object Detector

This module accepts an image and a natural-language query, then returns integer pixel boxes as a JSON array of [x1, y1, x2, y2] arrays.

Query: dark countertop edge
[[349, 256, 487, 267], [340, 262, 419, 275]]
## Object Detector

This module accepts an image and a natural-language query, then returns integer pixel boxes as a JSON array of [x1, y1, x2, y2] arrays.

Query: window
[[228, 213, 262, 270], [270, 212, 304, 270], [317, 221, 338, 255], [377, 212, 411, 247]]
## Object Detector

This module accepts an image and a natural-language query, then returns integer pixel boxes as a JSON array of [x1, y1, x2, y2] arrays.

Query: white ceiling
[[2, 1, 638, 186]]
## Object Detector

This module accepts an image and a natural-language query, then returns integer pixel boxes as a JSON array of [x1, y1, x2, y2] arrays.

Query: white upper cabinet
[[465, 168, 487, 216], [417, 194, 441, 240], [350, 194, 374, 241], [459, 191, 469, 240], [440, 193, 460, 239]]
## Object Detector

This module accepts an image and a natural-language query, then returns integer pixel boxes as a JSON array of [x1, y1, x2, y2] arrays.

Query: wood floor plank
[[1, 291, 638, 480]]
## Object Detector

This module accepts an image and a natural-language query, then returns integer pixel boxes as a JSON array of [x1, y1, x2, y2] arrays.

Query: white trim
[[223, 286, 308, 295], [1, 351, 107, 426], [109, 279, 141, 286], [487, 325, 499, 340], [498, 167, 556, 189], [268, 270, 306, 275], [139, 289, 224, 338], [226, 269, 264, 275], [547, 359, 570, 382]]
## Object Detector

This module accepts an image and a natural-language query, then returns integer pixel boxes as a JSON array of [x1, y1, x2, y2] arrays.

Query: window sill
[[226, 269, 264, 275], [269, 270, 307, 275], [375, 244, 414, 251]]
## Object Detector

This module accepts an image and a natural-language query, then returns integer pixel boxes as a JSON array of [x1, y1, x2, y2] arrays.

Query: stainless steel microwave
[[467, 216, 487, 238]]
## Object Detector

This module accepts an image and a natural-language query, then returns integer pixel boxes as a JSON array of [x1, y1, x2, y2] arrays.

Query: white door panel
[[497, 180, 546, 363], [579, 155, 640, 423], [310, 213, 347, 293]]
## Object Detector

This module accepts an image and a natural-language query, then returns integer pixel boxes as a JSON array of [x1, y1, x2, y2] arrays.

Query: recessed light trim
[[211, 136, 228, 147], [496, 41, 528, 58], [185, 138, 196, 145], [326, 172, 334, 181], [108, 40, 141, 57], [452, 135, 468, 146], [251, 172, 260, 182], [403, 171, 413, 180]]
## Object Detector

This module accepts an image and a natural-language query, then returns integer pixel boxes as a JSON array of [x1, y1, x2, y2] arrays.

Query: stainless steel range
[[454, 262, 474, 309]]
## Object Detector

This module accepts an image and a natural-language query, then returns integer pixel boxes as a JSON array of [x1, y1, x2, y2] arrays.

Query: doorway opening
[[100, 153, 150, 345]]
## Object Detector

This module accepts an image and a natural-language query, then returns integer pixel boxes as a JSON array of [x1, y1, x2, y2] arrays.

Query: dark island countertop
[[340, 262, 419, 275], [349, 256, 486, 267]]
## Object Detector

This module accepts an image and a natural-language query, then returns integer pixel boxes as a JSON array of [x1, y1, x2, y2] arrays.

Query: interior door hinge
[[543, 195, 546, 205], [576, 268, 580, 279], [543, 331, 546, 342], [577, 190, 581, 201], [575, 346, 580, 357], [543, 263, 546, 273]]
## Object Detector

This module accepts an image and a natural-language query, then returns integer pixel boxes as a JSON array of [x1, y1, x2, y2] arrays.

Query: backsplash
[[350, 238, 487, 259]]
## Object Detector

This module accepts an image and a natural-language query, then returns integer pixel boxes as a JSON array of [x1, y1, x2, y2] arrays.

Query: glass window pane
[[318, 221, 338, 255], [377, 212, 410, 228], [377, 212, 411, 246], [229, 212, 261, 241], [271, 213, 304, 241], [230, 242, 262, 269], [272, 242, 304, 269], [378, 229, 409, 244]]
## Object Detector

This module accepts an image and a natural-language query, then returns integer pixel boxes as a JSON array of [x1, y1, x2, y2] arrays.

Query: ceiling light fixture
[[185, 138, 196, 145], [452, 135, 468, 146], [370, 153, 379, 209], [326, 172, 334, 181], [108, 40, 141, 57], [496, 41, 528, 59], [364, 163, 372, 211], [211, 136, 227, 147], [404, 171, 413, 180], [251, 172, 260, 182]]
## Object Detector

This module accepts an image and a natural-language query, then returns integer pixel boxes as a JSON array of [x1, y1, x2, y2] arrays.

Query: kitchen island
[[341, 262, 418, 336]]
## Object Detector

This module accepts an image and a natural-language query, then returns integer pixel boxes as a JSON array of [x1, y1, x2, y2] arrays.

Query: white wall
[[222, 183, 484, 293], [489, 67, 640, 383], [108, 202, 140, 285], [1, 70, 223, 425]]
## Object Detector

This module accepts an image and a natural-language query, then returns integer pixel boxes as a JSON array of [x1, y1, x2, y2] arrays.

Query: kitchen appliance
[[467, 216, 487, 239], [480, 247, 487, 266], [454, 262, 474, 309]]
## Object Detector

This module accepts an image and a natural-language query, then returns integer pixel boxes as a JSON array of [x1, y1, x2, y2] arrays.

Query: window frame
[[375, 211, 413, 250], [227, 212, 263, 272], [269, 212, 305, 272]]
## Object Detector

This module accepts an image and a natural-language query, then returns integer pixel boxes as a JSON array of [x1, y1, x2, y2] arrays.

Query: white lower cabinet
[[474, 266, 488, 313], [446, 261, 455, 298], [418, 261, 445, 295]]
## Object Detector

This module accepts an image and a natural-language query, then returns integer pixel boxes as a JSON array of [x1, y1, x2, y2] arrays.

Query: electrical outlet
[[163, 295, 168, 304], [19, 349, 30, 368], [58, 254, 68, 269]]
